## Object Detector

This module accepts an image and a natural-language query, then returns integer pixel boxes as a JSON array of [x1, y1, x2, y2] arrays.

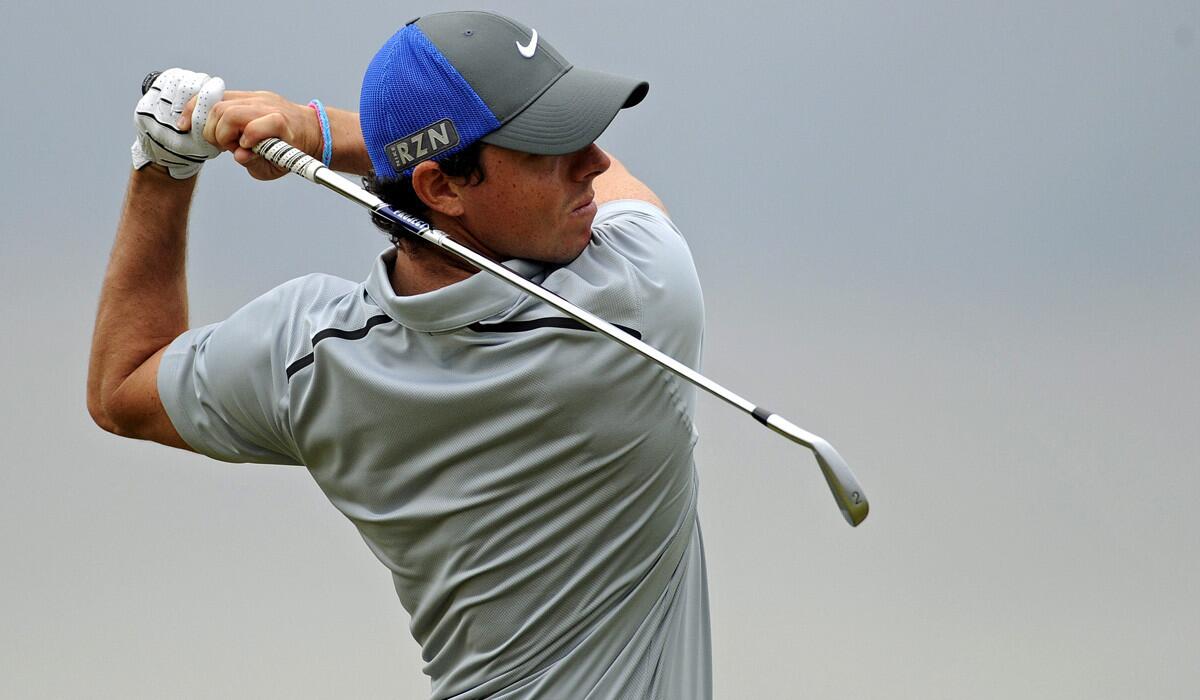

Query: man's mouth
[[570, 195, 596, 216]]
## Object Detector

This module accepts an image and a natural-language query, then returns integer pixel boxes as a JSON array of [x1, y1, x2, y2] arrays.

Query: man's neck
[[388, 243, 478, 296], [387, 212, 486, 296]]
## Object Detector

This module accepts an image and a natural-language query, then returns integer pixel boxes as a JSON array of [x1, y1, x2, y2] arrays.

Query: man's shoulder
[[552, 199, 703, 356], [258, 272, 359, 307], [584, 199, 695, 279], [216, 273, 370, 357], [239, 273, 365, 327], [593, 198, 674, 230]]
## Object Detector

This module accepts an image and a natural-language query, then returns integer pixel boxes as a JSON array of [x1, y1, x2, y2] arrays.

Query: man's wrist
[[327, 107, 371, 175], [135, 161, 202, 184], [131, 163, 200, 199], [137, 162, 172, 177]]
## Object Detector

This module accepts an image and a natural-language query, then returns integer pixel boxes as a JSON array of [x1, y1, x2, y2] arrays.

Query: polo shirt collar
[[364, 246, 546, 333]]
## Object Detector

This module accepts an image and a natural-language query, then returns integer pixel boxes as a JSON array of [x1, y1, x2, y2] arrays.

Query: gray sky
[[3, 1, 1197, 697]]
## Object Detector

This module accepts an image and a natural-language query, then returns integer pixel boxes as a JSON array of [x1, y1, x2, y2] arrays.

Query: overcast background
[[2, 1, 1197, 698]]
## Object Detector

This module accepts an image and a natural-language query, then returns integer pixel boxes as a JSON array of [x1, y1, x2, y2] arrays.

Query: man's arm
[[91, 78, 363, 448], [87, 165, 193, 449], [593, 151, 666, 213]]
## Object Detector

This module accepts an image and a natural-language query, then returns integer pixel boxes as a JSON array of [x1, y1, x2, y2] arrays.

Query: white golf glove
[[132, 68, 225, 179]]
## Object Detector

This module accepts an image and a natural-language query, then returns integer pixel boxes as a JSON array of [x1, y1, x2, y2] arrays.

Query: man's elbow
[[88, 405, 117, 435], [87, 373, 192, 450], [86, 344, 181, 442], [87, 377, 118, 434], [87, 379, 154, 440], [87, 391, 134, 438]]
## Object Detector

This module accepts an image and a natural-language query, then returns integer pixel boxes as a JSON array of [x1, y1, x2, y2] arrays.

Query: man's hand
[[179, 90, 320, 181], [132, 68, 224, 179], [180, 90, 372, 179]]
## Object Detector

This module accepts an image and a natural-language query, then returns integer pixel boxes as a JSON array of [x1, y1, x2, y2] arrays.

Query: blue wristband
[[308, 99, 333, 167]]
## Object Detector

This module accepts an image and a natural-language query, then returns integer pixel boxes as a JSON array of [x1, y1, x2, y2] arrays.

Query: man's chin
[[540, 230, 593, 265]]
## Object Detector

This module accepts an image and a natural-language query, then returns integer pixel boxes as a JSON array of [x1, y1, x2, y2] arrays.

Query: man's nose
[[573, 143, 611, 180]]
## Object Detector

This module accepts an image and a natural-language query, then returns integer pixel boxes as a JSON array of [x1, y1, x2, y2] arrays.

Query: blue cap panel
[[360, 25, 501, 179]]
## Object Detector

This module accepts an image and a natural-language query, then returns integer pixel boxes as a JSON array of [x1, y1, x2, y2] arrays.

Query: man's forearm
[[87, 166, 194, 429], [594, 150, 665, 211]]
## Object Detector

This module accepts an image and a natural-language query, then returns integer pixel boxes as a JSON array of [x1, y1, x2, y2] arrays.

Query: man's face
[[451, 143, 611, 264]]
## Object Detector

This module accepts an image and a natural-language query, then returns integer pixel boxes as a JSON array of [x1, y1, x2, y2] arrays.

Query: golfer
[[89, 11, 710, 698]]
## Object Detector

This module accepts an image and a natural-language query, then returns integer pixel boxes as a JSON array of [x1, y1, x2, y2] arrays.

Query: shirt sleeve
[[586, 199, 705, 362], [157, 277, 327, 465]]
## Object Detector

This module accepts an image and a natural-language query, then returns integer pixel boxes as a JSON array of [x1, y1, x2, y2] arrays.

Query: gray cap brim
[[480, 67, 648, 154]]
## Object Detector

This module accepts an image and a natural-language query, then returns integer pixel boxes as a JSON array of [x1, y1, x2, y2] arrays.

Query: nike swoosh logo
[[516, 28, 538, 58]]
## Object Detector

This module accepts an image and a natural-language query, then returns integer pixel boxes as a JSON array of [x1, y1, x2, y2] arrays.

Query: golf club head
[[755, 410, 869, 526], [810, 439, 869, 527]]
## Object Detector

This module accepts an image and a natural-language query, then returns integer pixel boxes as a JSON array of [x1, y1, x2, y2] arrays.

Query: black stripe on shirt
[[468, 317, 642, 339], [286, 314, 394, 379]]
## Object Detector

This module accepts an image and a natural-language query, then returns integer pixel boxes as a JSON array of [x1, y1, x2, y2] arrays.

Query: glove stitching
[[143, 130, 208, 163], [136, 111, 187, 136]]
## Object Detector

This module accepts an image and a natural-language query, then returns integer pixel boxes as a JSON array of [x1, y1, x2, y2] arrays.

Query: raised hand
[[132, 68, 225, 179]]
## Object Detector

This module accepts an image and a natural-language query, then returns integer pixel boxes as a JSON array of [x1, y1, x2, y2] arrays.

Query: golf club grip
[[253, 138, 323, 181]]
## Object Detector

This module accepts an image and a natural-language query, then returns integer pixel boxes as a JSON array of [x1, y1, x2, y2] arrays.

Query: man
[[89, 11, 710, 699]]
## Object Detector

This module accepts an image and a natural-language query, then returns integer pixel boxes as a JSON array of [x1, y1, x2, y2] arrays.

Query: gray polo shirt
[[158, 200, 712, 699]]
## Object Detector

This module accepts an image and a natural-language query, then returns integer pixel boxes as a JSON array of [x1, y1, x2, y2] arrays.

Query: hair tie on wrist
[[308, 99, 333, 167]]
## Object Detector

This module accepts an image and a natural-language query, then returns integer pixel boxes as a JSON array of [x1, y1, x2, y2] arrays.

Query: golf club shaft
[[255, 136, 869, 526]]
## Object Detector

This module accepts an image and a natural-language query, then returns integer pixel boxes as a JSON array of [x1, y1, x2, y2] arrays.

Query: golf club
[[141, 72, 870, 526]]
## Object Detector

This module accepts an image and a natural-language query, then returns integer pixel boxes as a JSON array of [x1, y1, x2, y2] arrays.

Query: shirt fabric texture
[[158, 200, 712, 699]]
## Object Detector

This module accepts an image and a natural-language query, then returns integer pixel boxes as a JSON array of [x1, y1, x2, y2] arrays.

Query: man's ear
[[411, 161, 465, 217]]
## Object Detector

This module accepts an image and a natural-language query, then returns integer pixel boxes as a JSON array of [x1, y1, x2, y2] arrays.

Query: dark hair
[[362, 142, 488, 249]]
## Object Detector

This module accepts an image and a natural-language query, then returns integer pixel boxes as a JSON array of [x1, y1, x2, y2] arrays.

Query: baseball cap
[[360, 10, 649, 179]]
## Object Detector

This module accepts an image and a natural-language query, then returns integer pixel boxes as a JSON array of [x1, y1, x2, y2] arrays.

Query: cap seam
[[495, 64, 573, 128]]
